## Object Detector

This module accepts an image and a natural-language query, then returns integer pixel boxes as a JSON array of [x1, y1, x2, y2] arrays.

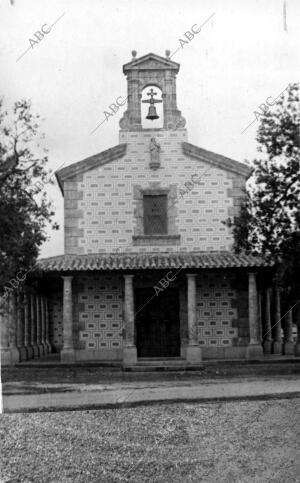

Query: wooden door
[[136, 287, 180, 357]]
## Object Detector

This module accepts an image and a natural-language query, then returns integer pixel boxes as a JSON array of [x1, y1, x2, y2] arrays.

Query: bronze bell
[[146, 105, 159, 120]]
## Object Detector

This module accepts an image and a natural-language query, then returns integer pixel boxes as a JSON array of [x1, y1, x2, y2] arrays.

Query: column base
[[246, 344, 263, 360], [295, 343, 300, 356], [123, 345, 137, 365], [1, 349, 12, 365], [186, 344, 202, 364], [283, 341, 295, 355], [60, 348, 76, 362], [46, 341, 52, 353], [9, 347, 20, 363], [18, 346, 28, 361], [41, 342, 48, 355], [25, 345, 34, 360], [272, 341, 282, 354], [32, 345, 40, 358], [37, 344, 45, 356], [263, 340, 272, 354]]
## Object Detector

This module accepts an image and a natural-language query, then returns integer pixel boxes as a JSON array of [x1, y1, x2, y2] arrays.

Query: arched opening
[[141, 85, 163, 129]]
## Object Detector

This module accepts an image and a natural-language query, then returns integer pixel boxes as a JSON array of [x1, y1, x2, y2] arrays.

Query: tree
[[227, 83, 300, 305], [0, 99, 58, 301]]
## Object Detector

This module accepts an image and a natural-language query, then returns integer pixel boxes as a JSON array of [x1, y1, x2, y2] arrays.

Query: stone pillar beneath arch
[[30, 293, 39, 358], [246, 272, 263, 359], [36, 295, 44, 356], [263, 288, 273, 354], [61, 276, 76, 362], [45, 297, 52, 353], [272, 285, 282, 354], [283, 309, 295, 355], [0, 299, 12, 365], [295, 305, 300, 356], [186, 274, 202, 364], [24, 292, 33, 359], [8, 293, 20, 363], [123, 274, 137, 365], [17, 293, 27, 361], [41, 296, 48, 354]]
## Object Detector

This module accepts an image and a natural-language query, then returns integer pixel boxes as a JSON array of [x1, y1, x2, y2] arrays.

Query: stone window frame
[[132, 184, 180, 246]]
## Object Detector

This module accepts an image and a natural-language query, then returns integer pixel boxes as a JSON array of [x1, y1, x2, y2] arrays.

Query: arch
[[141, 85, 164, 129]]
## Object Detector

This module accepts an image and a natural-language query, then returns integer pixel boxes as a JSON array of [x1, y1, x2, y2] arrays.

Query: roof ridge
[[182, 142, 251, 177], [55, 143, 127, 194]]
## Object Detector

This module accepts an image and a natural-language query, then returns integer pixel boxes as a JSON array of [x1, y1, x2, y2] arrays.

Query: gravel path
[[3, 376, 300, 412], [1, 399, 300, 482]]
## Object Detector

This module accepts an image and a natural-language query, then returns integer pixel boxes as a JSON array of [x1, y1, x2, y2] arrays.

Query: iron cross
[[142, 88, 162, 105]]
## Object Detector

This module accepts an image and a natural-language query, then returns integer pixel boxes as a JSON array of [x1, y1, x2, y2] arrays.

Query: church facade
[[2, 52, 298, 367]]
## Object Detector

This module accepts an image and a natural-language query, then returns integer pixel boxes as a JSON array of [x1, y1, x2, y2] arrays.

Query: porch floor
[[11, 353, 300, 369]]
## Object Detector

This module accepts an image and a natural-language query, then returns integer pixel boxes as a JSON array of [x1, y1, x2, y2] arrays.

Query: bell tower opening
[[141, 85, 163, 129], [119, 51, 186, 132]]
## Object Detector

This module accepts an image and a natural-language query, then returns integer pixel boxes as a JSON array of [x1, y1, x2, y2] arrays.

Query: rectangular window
[[143, 195, 167, 235]]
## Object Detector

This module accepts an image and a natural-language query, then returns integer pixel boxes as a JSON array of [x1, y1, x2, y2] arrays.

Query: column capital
[[186, 273, 197, 279], [248, 272, 257, 278], [124, 274, 134, 280], [61, 276, 73, 281]]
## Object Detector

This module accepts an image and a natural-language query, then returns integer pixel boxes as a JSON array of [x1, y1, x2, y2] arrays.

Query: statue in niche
[[149, 137, 161, 169]]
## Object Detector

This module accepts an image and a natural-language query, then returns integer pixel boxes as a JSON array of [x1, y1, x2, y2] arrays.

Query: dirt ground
[[2, 361, 300, 384], [1, 398, 300, 482]]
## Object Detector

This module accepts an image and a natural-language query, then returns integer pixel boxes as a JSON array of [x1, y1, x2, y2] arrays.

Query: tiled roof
[[36, 251, 272, 272]]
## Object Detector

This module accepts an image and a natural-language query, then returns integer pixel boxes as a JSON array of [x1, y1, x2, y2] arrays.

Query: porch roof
[[36, 251, 272, 272]]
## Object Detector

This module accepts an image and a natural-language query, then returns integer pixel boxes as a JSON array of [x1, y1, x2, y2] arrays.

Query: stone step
[[123, 364, 203, 372], [137, 358, 186, 366]]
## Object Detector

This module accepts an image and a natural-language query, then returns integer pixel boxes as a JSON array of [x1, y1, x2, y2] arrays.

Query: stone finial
[[165, 49, 171, 59], [131, 50, 137, 59]]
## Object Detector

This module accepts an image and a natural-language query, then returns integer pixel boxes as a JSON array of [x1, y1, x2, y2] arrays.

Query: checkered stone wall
[[48, 291, 63, 351], [64, 129, 245, 255], [77, 274, 123, 350], [196, 272, 238, 347]]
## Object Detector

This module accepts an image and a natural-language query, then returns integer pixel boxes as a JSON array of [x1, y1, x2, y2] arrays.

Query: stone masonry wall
[[63, 129, 246, 254], [48, 290, 63, 352], [77, 273, 123, 351], [196, 272, 238, 348]]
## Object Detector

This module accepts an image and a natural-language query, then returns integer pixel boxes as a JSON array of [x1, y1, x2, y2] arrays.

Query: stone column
[[24, 292, 33, 359], [36, 294, 44, 356], [186, 274, 202, 363], [295, 305, 300, 356], [246, 272, 263, 359], [283, 309, 295, 355], [45, 298, 52, 353], [0, 298, 12, 365], [61, 276, 75, 362], [8, 293, 20, 362], [123, 275, 137, 365], [272, 285, 282, 354], [262, 288, 272, 353], [30, 293, 39, 358], [17, 293, 27, 361], [40, 296, 48, 354], [179, 286, 188, 359]]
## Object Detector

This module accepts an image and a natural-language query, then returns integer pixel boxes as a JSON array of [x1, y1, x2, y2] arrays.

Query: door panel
[[136, 288, 180, 357]]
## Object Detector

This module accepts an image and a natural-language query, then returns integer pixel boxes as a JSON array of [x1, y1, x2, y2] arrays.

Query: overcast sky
[[0, 0, 299, 258]]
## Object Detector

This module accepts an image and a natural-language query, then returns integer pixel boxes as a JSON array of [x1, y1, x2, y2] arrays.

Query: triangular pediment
[[55, 144, 127, 195], [182, 142, 251, 178], [123, 53, 179, 74]]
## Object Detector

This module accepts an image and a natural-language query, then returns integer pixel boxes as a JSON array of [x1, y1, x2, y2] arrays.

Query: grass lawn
[[1, 399, 299, 482]]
